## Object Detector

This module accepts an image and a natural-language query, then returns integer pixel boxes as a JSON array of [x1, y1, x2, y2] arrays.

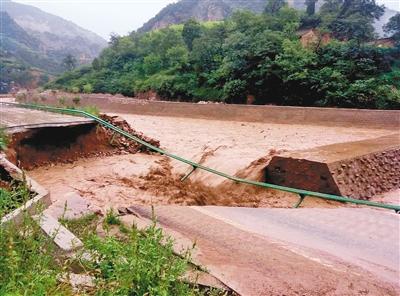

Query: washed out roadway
[[129, 205, 400, 295]]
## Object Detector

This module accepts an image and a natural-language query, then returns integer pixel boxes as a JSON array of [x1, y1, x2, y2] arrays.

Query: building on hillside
[[367, 37, 396, 48], [297, 29, 332, 48]]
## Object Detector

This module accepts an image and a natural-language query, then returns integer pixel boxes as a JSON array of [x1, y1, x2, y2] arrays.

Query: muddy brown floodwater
[[29, 114, 394, 212]]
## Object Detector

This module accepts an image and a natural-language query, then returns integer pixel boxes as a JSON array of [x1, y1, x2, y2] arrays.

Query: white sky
[[11, 0, 400, 40]]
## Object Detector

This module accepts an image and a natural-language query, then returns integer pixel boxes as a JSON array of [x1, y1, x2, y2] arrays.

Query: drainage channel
[[2, 102, 399, 213]]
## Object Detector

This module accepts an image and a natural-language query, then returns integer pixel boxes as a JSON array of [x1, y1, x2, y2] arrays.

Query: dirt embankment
[[6, 115, 159, 170]]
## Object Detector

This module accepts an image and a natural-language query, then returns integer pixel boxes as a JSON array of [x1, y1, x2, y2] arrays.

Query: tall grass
[[0, 127, 9, 151], [0, 182, 31, 219], [1, 201, 219, 295]]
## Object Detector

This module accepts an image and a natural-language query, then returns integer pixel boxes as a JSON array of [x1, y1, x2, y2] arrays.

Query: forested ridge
[[48, 0, 400, 109]]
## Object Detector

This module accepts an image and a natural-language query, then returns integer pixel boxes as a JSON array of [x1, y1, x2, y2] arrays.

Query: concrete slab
[[265, 134, 400, 199], [34, 212, 83, 252], [0, 156, 51, 224], [127, 205, 400, 295], [44, 192, 101, 220], [0, 104, 94, 133], [193, 206, 400, 285]]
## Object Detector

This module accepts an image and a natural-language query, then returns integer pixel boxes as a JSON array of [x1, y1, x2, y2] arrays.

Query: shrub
[[82, 105, 100, 116], [0, 205, 205, 295], [15, 90, 27, 102], [72, 96, 81, 105], [58, 96, 67, 106], [83, 83, 93, 94], [0, 128, 9, 151], [71, 86, 80, 94]]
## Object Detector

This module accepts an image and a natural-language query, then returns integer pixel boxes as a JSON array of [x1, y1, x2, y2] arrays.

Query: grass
[[1, 197, 225, 295], [0, 183, 31, 219], [0, 127, 9, 151], [0, 206, 71, 295], [81, 105, 100, 116]]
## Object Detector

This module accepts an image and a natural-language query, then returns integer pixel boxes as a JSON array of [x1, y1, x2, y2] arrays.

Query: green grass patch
[[0, 181, 32, 219], [1, 201, 224, 295]]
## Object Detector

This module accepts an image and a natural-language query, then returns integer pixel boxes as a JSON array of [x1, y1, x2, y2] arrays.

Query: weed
[[58, 96, 67, 106], [105, 208, 121, 225], [0, 185, 29, 219], [0, 127, 9, 151], [82, 105, 100, 116], [72, 96, 81, 105], [80, 223, 195, 295], [1, 204, 210, 295], [83, 83, 93, 94], [71, 86, 80, 94], [59, 213, 99, 238]]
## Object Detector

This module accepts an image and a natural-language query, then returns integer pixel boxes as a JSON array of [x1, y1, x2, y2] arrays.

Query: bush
[[0, 205, 206, 295], [71, 86, 80, 94], [0, 127, 9, 151], [15, 90, 27, 102], [72, 96, 81, 105], [83, 83, 93, 93], [58, 96, 67, 106], [82, 105, 100, 116]]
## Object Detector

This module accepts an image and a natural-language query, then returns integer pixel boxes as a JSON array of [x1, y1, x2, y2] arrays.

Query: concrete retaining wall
[[0, 156, 51, 224], [22, 94, 400, 129], [265, 134, 400, 199]]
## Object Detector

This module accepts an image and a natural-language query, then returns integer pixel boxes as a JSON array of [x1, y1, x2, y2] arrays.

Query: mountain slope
[[0, 0, 107, 92], [0, 11, 59, 71], [138, 0, 397, 37], [1, 0, 107, 64]]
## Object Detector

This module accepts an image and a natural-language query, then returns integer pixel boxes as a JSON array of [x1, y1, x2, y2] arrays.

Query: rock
[[44, 192, 95, 220]]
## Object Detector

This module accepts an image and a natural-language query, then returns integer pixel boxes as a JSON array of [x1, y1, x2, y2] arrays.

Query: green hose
[[4, 102, 400, 212]]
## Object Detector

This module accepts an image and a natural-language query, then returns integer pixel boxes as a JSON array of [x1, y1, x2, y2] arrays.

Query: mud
[[6, 115, 159, 170], [29, 153, 341, 213], [27, 113, 396, 211]]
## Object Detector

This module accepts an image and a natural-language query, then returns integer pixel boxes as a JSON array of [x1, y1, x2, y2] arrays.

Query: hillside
[[138, 0, 397, 37], [0, 0, 107, 92], [2, 0, 107, 64], [49, 6, 400, 110]]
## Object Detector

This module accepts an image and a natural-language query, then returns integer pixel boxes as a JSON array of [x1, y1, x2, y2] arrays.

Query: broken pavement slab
[[34, 213, 83, 252], [0, 156, 51, 224], [44, 191, 102, 220], [0, 103, 95, 133], [119, 211, 231, 293], [125, 205, 399, 296], [265, 133, 400, 199]]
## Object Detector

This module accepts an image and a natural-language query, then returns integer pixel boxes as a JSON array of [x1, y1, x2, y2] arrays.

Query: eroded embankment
[[6, 115, 159, 170]]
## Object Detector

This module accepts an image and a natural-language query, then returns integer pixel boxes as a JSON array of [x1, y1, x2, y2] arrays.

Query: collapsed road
[[1, 98, 399, 295]]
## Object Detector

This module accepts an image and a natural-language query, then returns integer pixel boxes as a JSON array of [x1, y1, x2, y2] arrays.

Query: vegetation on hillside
[[48, 0, 400, 109]]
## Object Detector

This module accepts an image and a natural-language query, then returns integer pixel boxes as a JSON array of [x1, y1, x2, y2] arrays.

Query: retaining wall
[[20, 94, 400, 129]]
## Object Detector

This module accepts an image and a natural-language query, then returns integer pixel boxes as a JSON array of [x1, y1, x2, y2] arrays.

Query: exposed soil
[[6, 114, 159, 170]]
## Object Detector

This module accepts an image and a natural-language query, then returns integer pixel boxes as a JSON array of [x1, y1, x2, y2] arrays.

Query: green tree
[[92, 57, 101, 70], [384, 13, 400, 40], [62, 54, 77, 71], [264, 0, 286, 15], [320, 0, 384, 41], [305, 0, 318, 15], [182, 19, 202, 51]]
